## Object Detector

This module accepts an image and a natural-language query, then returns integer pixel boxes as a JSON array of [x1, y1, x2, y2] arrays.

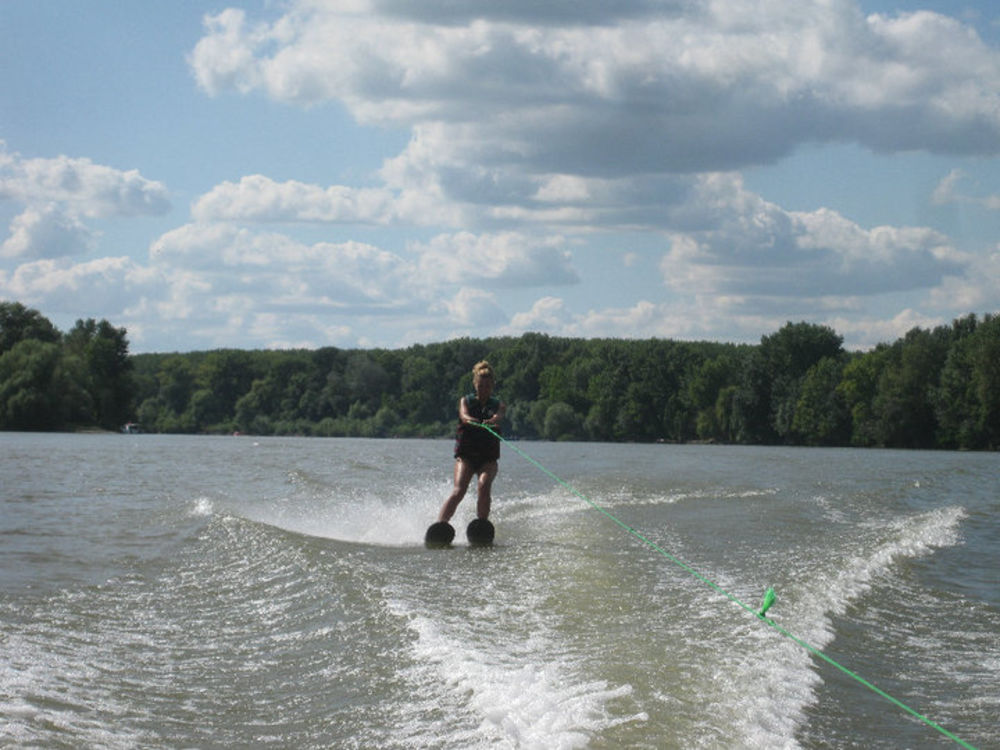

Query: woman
[[437, 360, 506, 523]]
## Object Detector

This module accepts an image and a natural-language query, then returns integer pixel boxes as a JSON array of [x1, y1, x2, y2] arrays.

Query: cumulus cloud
[[0, 144, 170, 219], [151, 222, 416, 308], [0, 142, 170, 262], [505, 296, 714, 341], [190, 0, 1000, 181], [150, 222, 304, 269], [442, 287, 508, 327], [827, 308, 949, 350], [506, 296, 576, 333], [123, 218, 588, 346], [148, 221, 582, 311], [184, 0, 1000, 346], [186, 8, 268, 97], [930, 244, 1000, 311], [0, 255, 157, 315], [412, 231, 579, 287], [2, 206, 95, 259], [659, 173, 966, 301], [932, 168, 1000, 210], [192, 175, 399, 224], [8, 2, 994, 352]]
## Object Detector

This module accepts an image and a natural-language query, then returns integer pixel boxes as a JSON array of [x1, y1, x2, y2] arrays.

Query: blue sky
[[2, 0, 999, 353]]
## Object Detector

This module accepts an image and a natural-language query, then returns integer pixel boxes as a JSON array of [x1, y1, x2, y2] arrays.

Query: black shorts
[[457, 454, 497, 475]]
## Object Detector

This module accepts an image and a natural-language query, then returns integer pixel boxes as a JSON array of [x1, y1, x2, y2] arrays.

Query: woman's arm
[[458, 396, 474, 424]]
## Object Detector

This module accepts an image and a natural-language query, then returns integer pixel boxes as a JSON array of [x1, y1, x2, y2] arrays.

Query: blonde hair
[[472, 360, 495, 382]]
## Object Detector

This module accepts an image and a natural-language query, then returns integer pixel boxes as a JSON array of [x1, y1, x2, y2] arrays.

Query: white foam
[[300, 494, 428, 546], [797, 505, 966, 645], [237, 479, 443, 547], [623, 504, 970, 748], [387, 600, 645, 748], [0, 627, 154, 749], [190, 497, 214, 516], [503, 485, 777, 524], [710, 505, 969, 746]]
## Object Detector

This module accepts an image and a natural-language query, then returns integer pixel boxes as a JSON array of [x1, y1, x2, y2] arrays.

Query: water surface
[[1, 433, 997, 748]]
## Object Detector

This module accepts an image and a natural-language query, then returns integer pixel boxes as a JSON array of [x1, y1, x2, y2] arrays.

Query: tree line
[[2, 300, 998, 449]]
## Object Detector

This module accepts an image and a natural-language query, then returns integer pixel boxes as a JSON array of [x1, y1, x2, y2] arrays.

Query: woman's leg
[[475, 460, 498, 520], [437, 458, 475, 522]]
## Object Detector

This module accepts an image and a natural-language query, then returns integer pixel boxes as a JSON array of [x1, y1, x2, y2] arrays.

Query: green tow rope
[[478, 424, 977, 750]]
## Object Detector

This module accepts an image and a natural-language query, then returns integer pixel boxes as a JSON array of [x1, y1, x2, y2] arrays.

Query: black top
[[453, 393, 501, 463]]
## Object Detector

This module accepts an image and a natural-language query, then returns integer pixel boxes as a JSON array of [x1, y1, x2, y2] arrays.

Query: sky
[[2, 0, 999, 353]]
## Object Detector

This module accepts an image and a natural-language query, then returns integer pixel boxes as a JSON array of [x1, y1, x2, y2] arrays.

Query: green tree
[[970, 315, 1000, 448], [195, 350, 259, 428], [0, 340, 88, 429], [934, 315, 984, 448], [373, 404, 401, 436], [64, 318, 135, 429], [0, 302, 61, 354], [714, 385, 740, 443], [504, 400, 536, 438], [344, 351, 389, 411], [837, 348, 888, 446], [791, 357, 850, 445], [688, 355, 734, 441], [8, 310, 991, 447], [234, 377, 279, 432], [762, 322, 844, 442], [543, 401, 584, 441], [159, 356, 198, 415], [731, 350, 775, 444], [939, 314, 1000, 449], [583, 342, 629, 440], [400, 354, 439, 422], [872, 327, 949, 448], [490, 332, 555, 404]]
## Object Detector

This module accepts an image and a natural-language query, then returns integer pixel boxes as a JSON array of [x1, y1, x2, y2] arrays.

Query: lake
[[1, 433, 997, 748]]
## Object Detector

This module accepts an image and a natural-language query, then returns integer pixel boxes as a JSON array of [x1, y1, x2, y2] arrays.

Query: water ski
[[466, 518, 495, 546], [425, 521, 455, 548]]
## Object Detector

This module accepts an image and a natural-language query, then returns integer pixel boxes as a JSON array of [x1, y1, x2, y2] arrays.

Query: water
[[1, 433, 997, 749]]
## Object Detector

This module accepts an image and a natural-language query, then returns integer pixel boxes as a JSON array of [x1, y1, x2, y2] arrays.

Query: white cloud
[[441, 287, 508, 327], [827, 308, 948, 350], [151, 222, 417, 307], [506, 296, 576, 333], [0, 143, 170, 263], [412, 231, 579, 287], [190, 0, 1000, 182], [178, 2, 997, 353], [660, 174, 967, 300], [932, 169, 966, 205], [0, 144, 170, 219], [932, 168, 1000, 210], [7, 3, 995, 354], [2, 206, 95, 259], [930, 244, 1000, 311], [150, 222, 303, 268], [245, 311, 352, 350], [534, 175, 592, 204], [504, 296, 727, 341], [0, 255, 156, 315], [187, 8, 268, 96], [191, 175, 398, 224]]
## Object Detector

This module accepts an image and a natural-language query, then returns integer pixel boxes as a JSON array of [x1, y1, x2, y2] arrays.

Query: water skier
[[436, 360, 506, 524]]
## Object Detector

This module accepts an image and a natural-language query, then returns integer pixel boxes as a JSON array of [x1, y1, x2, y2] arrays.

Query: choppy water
[[1, 433, 997, 749]]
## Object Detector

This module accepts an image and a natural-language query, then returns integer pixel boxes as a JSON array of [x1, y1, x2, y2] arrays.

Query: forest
[[1, 300, 998, 450]]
